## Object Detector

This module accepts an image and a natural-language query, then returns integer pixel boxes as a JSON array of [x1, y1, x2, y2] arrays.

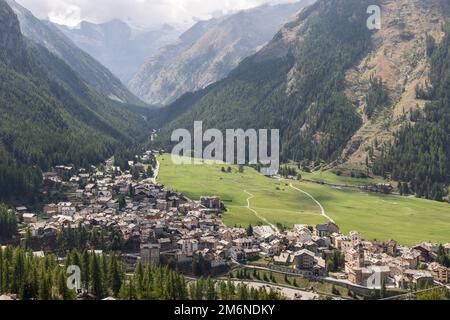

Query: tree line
[[0, 204, 17, 242], [0, 246, 285, 300]]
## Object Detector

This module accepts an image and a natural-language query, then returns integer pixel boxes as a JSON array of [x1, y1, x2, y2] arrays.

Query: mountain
[[56, 19, 182, 83], [0, 0, 149, 202], [128, 0, 314, 106], [154, 0, 374, 159], [6, 0, 142, 105], [372, 2, 450, 200], [154, 0, 450, 199]]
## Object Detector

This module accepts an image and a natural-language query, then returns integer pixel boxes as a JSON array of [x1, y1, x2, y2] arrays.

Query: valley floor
[[157, 155, 450, 246]]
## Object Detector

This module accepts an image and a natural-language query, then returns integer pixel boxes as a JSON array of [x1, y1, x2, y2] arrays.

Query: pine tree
[[81, 250, 90, 292], [206, 277, 216, 300], [246, 224, 254, 237], [119, 279, 136, 300], [90, 253, 104, 299], [109, 254, 122, 297], [133, 262, 144, 299]]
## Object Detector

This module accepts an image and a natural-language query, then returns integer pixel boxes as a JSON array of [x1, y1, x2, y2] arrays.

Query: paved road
[[288, 183, 335, 223]]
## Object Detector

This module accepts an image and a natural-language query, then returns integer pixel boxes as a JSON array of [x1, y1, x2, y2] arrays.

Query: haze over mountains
[[6, 0, 142, 104], [56, 19, 182, 83], [129, 0, 314, 106]]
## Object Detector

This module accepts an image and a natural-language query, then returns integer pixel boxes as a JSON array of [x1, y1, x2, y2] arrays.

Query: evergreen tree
[[89, 253, 104, 299]]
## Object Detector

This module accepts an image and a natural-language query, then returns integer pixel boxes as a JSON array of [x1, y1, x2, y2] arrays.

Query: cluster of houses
[[13, 150, 450, 291]]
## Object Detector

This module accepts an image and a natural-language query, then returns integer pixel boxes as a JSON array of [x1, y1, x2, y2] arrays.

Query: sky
[[16, 0, 298, 29]]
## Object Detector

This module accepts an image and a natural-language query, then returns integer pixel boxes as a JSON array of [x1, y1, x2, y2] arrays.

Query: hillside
[[340, 0, 449, 169], [374, 23, 450, 200], [155, 0, 374, 162], [0, 0, 149, 203], [56, 19, 181, 83], [128, 1, 314, 106], [6, 0, 142, 105], [154, 0, 450, 198]]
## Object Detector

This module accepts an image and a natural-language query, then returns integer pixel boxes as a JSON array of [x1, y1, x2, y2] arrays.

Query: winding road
[[244, 190, 280, 233], [288, 183, 334, 223]]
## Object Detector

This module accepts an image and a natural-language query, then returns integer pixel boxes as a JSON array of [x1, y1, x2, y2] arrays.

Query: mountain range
[[0, 0, 149, 202], [152, 0, 450, 200], [6, 0, 142, 105], [2, 0, 450, 202], [128, 0, 314, 106], [56, 19, 182, 83]]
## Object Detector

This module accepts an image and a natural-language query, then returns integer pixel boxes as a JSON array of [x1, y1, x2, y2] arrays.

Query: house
[[411, 245, 433, 262], [253, 226, 275, 239], [303, 241, 319, 254], [313, 236, 330, 248], [15, 206, 27, 219], [333, 235, 352, 251], [141, 244, 160, 266], [345, 243, 365, 271], [158, 238, 172, 252], [44, 204, 58, 217], [134, 163, 145, 173], [260, 242, 274, 255], [243, 248, 261, 260], [29, 223, 45, 237], [156, 200, 169, 211], [199, 219, 216, 232], [401, 251, 420, 269], [200, 196, 222, 211], [230, 247, 245, 262], [297, 229, 312, 244], [23, 213, 37, 224], [403, 270, 434, 288], [315, 222, 339, 237], [16, 206, 28, 214], [233, 238, 253, 250], [293, 224, 310, 233], [178, 239, 198, 254], [349, 231, 362, 244], [106, 199, 119, 209], [428, 263, 449, 284], [293, 249, 315, 270], [346, 264, 390, 288], [444, 243, 450, 255], [370, 240, 398, 256], [273, 251, 294, 266], [33, 251, 45, 258]]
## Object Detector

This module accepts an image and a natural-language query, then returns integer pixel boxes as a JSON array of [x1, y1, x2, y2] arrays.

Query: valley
[[157, 155, 450, 246], [0, 0, 449, 303]]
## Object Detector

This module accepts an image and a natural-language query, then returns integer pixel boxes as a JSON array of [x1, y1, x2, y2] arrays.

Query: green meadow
[[157, 155, 450, 246]]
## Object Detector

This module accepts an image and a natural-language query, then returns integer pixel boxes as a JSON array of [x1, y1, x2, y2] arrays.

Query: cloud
[[16, 0, 298, 29]]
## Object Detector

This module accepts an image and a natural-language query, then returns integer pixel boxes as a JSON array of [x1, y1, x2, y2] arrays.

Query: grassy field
[[157, 155, 327, 228], [289, 180, 450, 245], [298, 169, 385, 186], [157, 155, 450, 246]]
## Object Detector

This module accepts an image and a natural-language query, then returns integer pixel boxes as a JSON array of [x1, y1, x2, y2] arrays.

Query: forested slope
[[0, 0, 148, 203]]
